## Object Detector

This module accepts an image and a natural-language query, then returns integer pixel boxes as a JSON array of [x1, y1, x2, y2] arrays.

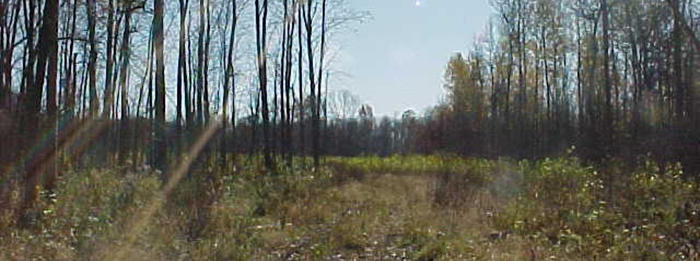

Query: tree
[[277, 0, 297, 166], [177, 0, 190, 145], [104, 0, 117, 119], [444, 53, 486, 155], [219, 0, 240, 169], [302, 0, 329, 169], [666, 0, 700, 52], [197, 0, 209, 126], [154, 0, 167, 175], [0, 0, 19, 108], [297, 1, 305, 162], [118, 2, 135, 165], [86, 0, 98, 116], [255, 0, 273, 170], [328, 89, 361, 120], [601, 0, 613, 156], [315, 0, 328, 168], [20, 0, 59, 225]]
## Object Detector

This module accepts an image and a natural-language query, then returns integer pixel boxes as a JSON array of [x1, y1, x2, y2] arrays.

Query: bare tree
[[315, 0, 328, 168], [177, 0, 190, 147], [255, 0, 273, 170], [86, 0, 98, 116], [104, 0, 117, 119], [19, 0, 59, 225], [154, 0, 167, 175], [118, 3, 134, 165], [302, 0, 328, 169], [328, 89, 360, 120], [297, 1, 305, 163], [220, 0, 240, 168]]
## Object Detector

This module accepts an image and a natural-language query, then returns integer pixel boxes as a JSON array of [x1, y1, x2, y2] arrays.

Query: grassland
[[1, 155, 698, 260]]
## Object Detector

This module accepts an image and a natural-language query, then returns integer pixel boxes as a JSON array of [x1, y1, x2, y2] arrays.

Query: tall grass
[[328, 155, 700, 260]]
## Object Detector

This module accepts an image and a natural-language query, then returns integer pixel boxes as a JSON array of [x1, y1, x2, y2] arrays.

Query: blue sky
[[335, 0, 493, 116]]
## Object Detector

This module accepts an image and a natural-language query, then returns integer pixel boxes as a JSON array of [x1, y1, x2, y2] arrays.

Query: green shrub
[[492, 157, 700, 260]]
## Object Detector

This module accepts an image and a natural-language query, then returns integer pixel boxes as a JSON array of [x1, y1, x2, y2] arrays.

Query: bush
[[431, 156, 491, 209], [493, 157, 700, 260]]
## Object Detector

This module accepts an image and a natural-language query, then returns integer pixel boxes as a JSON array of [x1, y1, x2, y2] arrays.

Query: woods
[[375, 0, 700, 172], [0, 0, 364, 217], [1, 0, 700, 207]]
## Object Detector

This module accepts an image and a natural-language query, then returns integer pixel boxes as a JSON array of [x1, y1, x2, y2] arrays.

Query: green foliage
[[495, 157, 700, 260], [328, 155, 493, 210], [327, 154, 489, 178], [327, 155, 443, 177]]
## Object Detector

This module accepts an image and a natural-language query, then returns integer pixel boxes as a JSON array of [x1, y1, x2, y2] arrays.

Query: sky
[[335, 0, 493, 117]]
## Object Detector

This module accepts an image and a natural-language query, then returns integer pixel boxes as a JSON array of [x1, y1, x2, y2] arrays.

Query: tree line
[[317, 0, 700, 177], [366, 0, 700, 175]]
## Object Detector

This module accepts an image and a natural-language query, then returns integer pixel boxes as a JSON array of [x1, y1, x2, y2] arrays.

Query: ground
[[2, 156, 697, 260], [251, 173, 537, 260]]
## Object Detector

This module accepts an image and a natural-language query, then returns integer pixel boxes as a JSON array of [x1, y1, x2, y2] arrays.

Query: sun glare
[[415, 0, 421, 7]]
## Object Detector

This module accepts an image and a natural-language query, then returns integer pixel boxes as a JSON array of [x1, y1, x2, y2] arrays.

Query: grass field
[[1, 155, 698, 260]]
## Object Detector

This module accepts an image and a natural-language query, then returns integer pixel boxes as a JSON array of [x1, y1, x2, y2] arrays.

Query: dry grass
[[245, 173, 563, 260], [0, 168, 553, 261], [4, 156, 652, 261]]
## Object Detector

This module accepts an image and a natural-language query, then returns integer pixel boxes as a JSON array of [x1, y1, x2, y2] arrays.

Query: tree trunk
[[104, 0, 115, 119], [119, 8, 132, 165], [20, 0, 59, 226], [314, 0, 328, 169], [220, 0, 238, 169], [601, 0, 613, 156], [304, 0, 318, 169], [196, 0, 206, 126], [255, 0, 273, 170], [87, 0, 98, 116], [175, 0, 186, 155], [297, 3, 305, 163], [284, 1, 296, 166], [154, 0, 167, 176]]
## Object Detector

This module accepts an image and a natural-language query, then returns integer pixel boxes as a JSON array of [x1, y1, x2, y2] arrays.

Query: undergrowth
[[0, 155, 698, 260]]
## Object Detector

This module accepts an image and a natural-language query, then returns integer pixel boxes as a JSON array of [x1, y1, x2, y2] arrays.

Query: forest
[[1, 0, 700, 260]]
